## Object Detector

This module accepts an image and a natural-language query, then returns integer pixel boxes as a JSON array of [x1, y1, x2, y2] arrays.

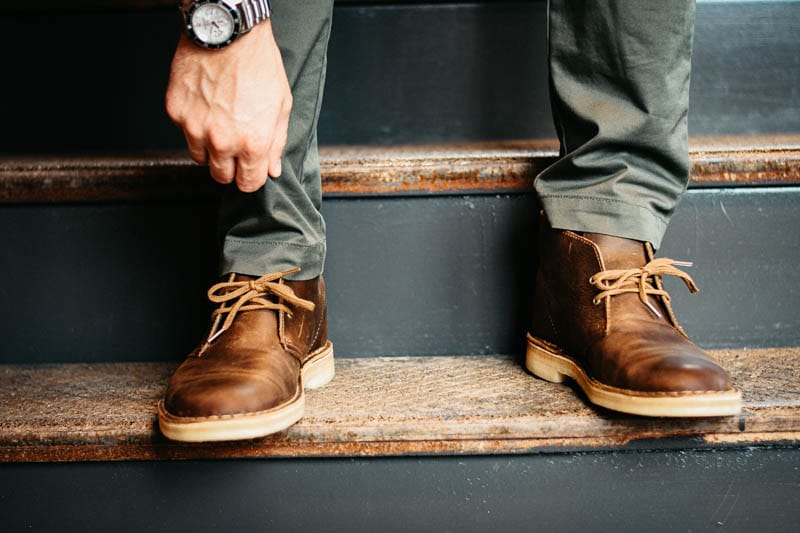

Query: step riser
[[2, 449, 799, 533], [1, 1, 798, 153], [1, 187, 797, 363]]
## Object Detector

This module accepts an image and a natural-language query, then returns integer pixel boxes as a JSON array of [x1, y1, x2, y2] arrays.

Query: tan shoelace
[[589, 258, 699, 318], [198, 268, 314, 356]]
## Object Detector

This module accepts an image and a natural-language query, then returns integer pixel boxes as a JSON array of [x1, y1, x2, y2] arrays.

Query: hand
[[165, 22, 292, 193]]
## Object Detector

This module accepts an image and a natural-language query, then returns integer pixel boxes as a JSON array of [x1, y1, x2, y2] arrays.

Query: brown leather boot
[[526, 218, 741, 417], [158, 269, 334, 442]]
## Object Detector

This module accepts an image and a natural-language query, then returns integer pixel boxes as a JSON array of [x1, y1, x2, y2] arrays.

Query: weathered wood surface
[[1, 349, 798, 462], [1, 136, 798, 202]]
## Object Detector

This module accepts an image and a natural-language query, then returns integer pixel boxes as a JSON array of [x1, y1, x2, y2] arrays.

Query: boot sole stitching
[[526, 333, 740, 398]]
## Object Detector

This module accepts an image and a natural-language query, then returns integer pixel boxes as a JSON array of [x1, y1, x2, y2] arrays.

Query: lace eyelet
[[592, 298, 600, 305], [588, 276, 596, 285]]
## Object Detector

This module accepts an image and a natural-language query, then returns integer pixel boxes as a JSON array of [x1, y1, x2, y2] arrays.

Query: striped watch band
[[236, 0, 272, 33]]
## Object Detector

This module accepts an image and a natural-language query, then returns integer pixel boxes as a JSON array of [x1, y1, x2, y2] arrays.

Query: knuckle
[[183, 123, 204, 143], [241, 158, 268, 176], [209, 161, 233, 183], [189, 150, 206, 165], [270, 137, 287, 156], [165, 96, 182, 122], [241, 137, 268, 160], [238, 175, 266, 193], [207, 132, 234, 155], [210, 170, 233, 185]]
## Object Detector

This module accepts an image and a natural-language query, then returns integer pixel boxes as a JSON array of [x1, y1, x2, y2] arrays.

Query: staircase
[[1, 1, 799, 531]]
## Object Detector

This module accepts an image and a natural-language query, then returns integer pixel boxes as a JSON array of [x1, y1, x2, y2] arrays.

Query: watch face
[[189, 2, 239, 47]]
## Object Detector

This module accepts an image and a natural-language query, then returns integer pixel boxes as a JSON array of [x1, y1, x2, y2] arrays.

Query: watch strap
[[236, 0, 272, 33], [236, 0, 272, 34]]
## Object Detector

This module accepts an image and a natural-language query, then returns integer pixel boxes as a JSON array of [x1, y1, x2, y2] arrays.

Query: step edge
[[2, 349, 799, 462], [3, 430, 799, 463], [2, 135, 799, 202]]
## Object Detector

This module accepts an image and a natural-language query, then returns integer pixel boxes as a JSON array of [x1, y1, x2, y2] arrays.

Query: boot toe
[[165, 373, 298, 418], [592, 326, 734, 394], [641, 357, 732, 393]]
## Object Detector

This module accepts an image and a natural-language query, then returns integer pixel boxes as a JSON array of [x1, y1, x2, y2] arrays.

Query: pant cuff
[[220, 238, 326, 280], [539, 194, 670, 249]]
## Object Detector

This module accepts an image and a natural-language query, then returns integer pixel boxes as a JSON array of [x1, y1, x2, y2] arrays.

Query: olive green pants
[[218, 0, 334, 280], [219, 0, 695, 279]]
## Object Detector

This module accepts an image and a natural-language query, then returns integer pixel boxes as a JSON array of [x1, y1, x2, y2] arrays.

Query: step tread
[[2, 348, 798, 462], [2, 135, 799, 201]]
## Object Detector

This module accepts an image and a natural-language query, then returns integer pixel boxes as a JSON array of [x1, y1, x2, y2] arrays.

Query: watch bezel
[[186, 0, 242, 49]]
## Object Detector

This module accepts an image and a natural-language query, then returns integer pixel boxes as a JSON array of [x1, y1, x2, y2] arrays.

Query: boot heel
[[526, 340, 568, 384], [302, 341, 335, 390]]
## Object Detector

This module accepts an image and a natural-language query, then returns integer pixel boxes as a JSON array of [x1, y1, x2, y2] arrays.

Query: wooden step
[[2, 348, 798, 462], [2, 136, 798, 202]]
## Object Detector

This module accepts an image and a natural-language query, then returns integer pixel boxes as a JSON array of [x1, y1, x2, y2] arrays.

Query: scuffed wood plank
[[1, 136, 798, 202], [1, 349, 798, 462]]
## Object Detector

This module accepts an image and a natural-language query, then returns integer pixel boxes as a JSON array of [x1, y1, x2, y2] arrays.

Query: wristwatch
[[181, 0, 272, 49]]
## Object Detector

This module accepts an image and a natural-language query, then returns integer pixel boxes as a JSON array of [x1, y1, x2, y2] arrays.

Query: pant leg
[[218, 0, 334, 280], [537, 0, 696, 249]]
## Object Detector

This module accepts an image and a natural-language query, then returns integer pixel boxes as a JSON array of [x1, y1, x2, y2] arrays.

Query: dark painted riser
[[3, 448, 798, 533], [1, 1, 798, 153], [1, 186, 798, 363]]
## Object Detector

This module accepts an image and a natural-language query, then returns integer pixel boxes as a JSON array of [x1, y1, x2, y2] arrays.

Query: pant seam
[[538, 193, 670, 225], [295, 6, 333, 192], [224, 238, 325, 250]]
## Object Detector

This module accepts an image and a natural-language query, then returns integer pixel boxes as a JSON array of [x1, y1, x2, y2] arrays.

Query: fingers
[[232, 132, 271, 191], [184, 126, 284, 191], [183, 131, 208, 166], [235, 156, 270, 193], [173, 111, 290, 192], [208, 153, 237, 185], [267, 121, 288, 179], [268, 99, 291, 179], [233, 104, 290, 191]]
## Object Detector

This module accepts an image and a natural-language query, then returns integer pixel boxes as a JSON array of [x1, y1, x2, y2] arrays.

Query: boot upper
[[531, 223, 734, 393], [163, 272, 328, 418]]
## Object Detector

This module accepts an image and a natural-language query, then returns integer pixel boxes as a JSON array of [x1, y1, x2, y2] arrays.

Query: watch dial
[[191, 4, 236, 45]]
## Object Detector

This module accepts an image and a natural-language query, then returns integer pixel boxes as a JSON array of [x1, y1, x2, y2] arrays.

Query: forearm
[[166, 2, 291, 192]]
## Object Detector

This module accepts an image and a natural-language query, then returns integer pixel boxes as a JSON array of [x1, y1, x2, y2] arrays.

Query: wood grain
[[1, 349, 798, 462]]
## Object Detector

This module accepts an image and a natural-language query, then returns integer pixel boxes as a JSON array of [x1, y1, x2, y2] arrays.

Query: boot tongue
[[582, 233, 648, 271], [582, 232, 670, 323]]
